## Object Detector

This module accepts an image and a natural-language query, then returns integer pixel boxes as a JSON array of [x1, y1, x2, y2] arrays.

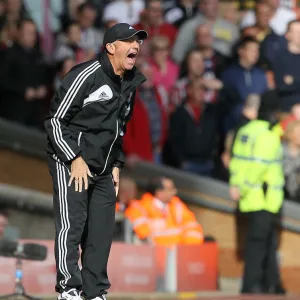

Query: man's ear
[[106, 43, 116, 55]]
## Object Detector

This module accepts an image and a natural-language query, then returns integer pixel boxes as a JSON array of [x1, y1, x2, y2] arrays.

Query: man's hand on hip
[[112, 167, 120, 196], [68, 156, 93, 192]]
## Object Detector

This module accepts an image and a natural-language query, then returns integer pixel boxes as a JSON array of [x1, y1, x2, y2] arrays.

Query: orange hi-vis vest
[[116, 200, 150, 240], [140, 193, 204, 246]]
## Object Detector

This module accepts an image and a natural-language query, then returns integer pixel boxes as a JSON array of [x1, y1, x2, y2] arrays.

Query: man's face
[[188, 79, 205, 104], [156, 178, 177, 204], [78, 7, 96, 29], [286, 22, 300, 48], [0, 214, 8, 238], [239, 42, 260, 66], [147, 1, 163, 25], [112, 36, 141, 71], [6, 0, 21, 13], [199, 0, 219, 19], [187, 52, 204, 77], [256, 3, 273, 29], [196, 25, 213, 48], [18, 21, 37, 49]]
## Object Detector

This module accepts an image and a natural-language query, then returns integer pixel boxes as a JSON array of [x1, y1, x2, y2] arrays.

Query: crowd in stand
[[0, 0, 300, 202]]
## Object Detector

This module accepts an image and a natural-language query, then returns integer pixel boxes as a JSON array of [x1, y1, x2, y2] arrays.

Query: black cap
[[103, 23, 148, 46]]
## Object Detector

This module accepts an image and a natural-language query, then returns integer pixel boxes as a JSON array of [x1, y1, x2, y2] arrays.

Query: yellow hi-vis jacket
[[229, 120, 284, 214]]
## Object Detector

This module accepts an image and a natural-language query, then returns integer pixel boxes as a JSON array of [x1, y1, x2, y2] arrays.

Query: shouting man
[[44, 23, 148, 300]]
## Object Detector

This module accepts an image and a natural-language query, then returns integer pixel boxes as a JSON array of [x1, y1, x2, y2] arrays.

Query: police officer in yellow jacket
[[229, 90, 285, 294]]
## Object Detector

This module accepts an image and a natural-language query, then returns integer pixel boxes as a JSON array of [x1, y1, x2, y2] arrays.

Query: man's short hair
[[77, 2, 96, 14], [16, 18, 35, 30], [147, 177, 170, 195], [244, 94, 261, 110], [237, 36, 259, 49]]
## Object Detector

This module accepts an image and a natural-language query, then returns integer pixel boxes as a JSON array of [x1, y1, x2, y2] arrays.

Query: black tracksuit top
[[44, 52, 146, 175]]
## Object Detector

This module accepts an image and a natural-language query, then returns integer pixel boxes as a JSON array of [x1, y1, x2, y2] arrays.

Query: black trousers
[[241, 210, 282, 294], [48, 157, 116, 299]]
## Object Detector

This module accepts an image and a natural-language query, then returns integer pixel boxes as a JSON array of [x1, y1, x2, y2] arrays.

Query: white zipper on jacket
[[78, 132, 82, 146], [100, 120, 119, 175]]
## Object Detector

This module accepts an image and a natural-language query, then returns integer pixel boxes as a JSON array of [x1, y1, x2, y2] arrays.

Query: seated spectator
[[0, 20, 17, 49], [75, 2, 103, 54], [149, 35, 179, 96], [165, 78, 222, 175], [221, 37, 268, 131], [240, 0, 296, 36], [171, 49, 205, 111], [194, 24, 228, 79], [0, 209, 8, 239], [280, 103, 300, 136], [116, 176, 150, 243], [164, 0, 198, 28], [172, 0, 239, 63], [53, 21, 92, 64], [272, 20, 300, 112], [282, 120, 300, 203], [241, 2, 286, 69], [53, 57, 76, 91], [140, 177, 204, 245], [134, 0, 178, 48], [123, 62, 167, 164], [1, 0, 29, 26], [0, 19, 48, 128], [103, 0, 144, 25]]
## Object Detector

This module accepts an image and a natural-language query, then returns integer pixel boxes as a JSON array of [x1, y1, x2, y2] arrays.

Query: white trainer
[[58, 288, 82, 300]]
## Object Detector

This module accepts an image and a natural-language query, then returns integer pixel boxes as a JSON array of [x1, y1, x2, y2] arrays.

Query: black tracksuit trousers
[[48, 156, 116, 299], [241, 210, 282, 294]]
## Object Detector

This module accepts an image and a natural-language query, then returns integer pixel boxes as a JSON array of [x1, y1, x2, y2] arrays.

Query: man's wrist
[[113, 161, 124, 170]]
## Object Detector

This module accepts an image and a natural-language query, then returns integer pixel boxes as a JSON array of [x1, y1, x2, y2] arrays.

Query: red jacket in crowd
[[123, 88, 168, 161]]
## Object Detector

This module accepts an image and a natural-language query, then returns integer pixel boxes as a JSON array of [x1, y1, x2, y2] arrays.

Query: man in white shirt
[[240, 0, 296, 35], [103, 0, 145, 25]]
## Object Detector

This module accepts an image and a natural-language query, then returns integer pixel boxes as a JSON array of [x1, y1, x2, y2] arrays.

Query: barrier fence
[[0, 240, 218, 295]]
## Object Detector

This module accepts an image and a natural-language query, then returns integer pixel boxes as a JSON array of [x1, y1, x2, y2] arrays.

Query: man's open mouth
[[127, 53, 137, 59]]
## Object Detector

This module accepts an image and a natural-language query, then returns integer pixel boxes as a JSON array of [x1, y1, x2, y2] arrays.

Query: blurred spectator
[[279, 103, 300, 135], [165, 78, 221, 176], [1, 0, 29, 26], [171, 49, 205, 111], [172, 0, 239, 63], [103, 0, 144, 25], [164, 0, 198, 28], [282, 120, 300, 202], [149, 35, 179, 96], [221, 37, 268, 131], [53, 21, 92, 64], [0, 20, 18, 49], [23, 0, 62, 33], [0, 19, 48, 128], [53, 57, 76, 91], [272, 20, 300, 112], [0, 209, 8, 239], [134, 0, 178, 46], [194, 24, 228, 79], [240, 0, 296, 36], [123, 62, 167, 164], [140, 177, 204, 245], [116, 176, 150, 243], [75, 2, 103, 54]]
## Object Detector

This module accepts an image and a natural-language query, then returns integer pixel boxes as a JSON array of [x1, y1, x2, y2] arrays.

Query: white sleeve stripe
[[54, 61, 100, 118], [51, 118, 73, 160], [51, 62, 101, 160]]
